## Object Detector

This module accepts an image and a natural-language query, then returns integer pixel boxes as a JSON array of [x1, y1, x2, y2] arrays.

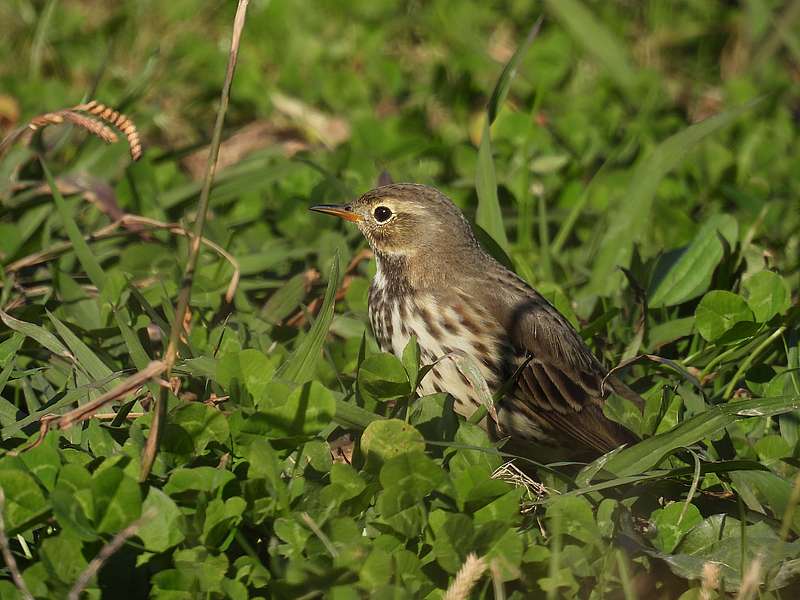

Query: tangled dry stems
[[492, 461, 553, 513]]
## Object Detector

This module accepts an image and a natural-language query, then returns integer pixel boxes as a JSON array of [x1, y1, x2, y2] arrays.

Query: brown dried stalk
[[0, 99, 141, 161], [139, 0, 250, 482], [12, 361, 166, 455]]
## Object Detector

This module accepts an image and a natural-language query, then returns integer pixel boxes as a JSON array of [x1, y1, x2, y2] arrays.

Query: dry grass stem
[[139, 0, 250, 482], [12, 361, 165, 455], [57, 360, 166, 429], [443, 553, 487, 600], [490, 559, 506, 600], [67, 509, 156, 600], [0, 489, 34, 600], [93, 412, 145, 420]]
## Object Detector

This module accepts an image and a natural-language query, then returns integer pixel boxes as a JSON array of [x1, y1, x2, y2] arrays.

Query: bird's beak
[[309, 204, 363, 222]]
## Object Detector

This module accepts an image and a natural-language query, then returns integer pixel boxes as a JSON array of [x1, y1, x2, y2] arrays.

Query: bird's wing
[[486, 285, 640, 455]]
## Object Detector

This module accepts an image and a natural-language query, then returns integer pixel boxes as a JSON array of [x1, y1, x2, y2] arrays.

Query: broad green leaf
[[401, 335, 420, 389], [321, 463, 367, 506], [649, 214, 738, 307], [451, 463, 510, 511], [379, 451, 444, 501], [695, 290, 754, 342], [428, 509, 473, 573], [20, 432, 60, 490], [658, 515, 799, 589], [485, 526, 525, 581], [358, 353, 411, 402], [51, 463, 95, 540], [361, 419, 425, 469], [164, 466, 235, 496], [138, 488, 186, 552], [650, 502, 702, 553], [202, 497, 246, 549], [169, 402, 230, 455], [743, 270, 791, 322], [546, 496, 601, 545], [256, 380, 336, 437], [276, 253, 339, 384], [216, 348, 277, 398], [92, 465, 142, 533], [244, 438, 290, 511], [449, 422, 502, 473], [40, 534, 88, 585], [0, 464, 49, 533]]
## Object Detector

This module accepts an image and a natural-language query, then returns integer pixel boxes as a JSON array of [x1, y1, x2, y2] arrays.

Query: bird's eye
[[373, 206, 393, 223]]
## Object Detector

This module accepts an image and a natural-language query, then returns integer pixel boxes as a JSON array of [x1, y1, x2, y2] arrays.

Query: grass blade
[[0, 310, 70, 358], [486, 18, 543, 126], [476, 19, 542, 251], [276, 253, 340, 384], [41, 157, 107, 289], [47, 311, 113, 384], [606, 394, 800, 477], [587, 100, 760, 297], [544, 0, 637, 93]]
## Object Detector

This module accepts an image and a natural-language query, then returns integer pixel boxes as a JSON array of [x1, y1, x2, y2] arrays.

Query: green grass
[[0, 0, 799, 598]]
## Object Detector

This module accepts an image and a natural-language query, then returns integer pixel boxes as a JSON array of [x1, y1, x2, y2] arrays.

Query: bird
[[311, 183, 642, 461]]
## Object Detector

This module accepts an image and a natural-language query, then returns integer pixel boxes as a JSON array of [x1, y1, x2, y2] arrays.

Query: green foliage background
[[0, 0, 799, 598]]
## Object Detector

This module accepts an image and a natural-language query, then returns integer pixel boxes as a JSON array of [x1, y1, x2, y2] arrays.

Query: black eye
[[373, 206, 392, 223]]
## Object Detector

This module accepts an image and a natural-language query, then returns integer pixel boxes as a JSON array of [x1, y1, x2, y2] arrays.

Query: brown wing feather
[[475, 272, 642, 456]]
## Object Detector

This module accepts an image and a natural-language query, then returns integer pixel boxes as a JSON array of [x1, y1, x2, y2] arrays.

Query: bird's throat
[[373, 252, 414, 295]]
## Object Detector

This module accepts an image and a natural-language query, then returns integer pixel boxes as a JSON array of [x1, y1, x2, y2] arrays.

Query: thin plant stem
[[139, 0, 250, 481], [67, 509, 155, 600], [723, 326, 787, 399]]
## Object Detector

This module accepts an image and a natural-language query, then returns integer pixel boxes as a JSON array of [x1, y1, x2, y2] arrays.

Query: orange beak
[[309, 204, 362, 222]]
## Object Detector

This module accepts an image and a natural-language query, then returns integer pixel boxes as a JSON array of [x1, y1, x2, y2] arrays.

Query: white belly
[[376, 293, 500, 416]]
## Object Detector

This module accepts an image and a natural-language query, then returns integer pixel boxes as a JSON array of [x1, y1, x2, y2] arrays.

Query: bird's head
[[310, 183, 479, 259]]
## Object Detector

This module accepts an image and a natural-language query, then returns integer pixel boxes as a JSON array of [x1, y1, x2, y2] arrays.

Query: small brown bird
[[311, 183, 642, 460]]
